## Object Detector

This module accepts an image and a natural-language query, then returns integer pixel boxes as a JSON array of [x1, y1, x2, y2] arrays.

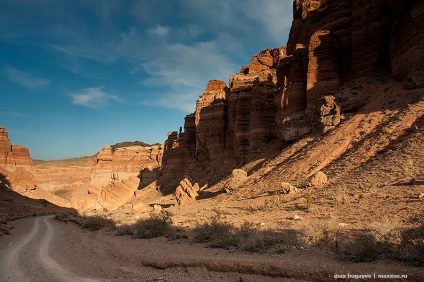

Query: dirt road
[[1, 216, 423, 282], [0, 216, 98, 282], [0, 216, 308, 281]]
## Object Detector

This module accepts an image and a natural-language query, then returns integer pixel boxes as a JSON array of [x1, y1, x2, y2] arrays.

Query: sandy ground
[[1, 216, 423, 282]]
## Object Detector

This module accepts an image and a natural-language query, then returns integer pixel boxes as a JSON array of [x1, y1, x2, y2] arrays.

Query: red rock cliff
[[160, 0, 424, 192], [0, 126, 35, 191]]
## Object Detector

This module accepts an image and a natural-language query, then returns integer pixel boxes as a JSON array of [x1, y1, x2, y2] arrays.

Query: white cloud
[[241, 0, 293, 45], [5, 67, 50, 89], [148, 25, 170, 37], [143, 90, 197, 113], [69, 87, 119, 108]]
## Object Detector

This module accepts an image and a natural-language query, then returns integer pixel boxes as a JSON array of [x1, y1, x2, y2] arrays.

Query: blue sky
[[0, 0, 292, 160]]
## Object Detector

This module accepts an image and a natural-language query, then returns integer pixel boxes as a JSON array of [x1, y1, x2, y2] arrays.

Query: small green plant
[[358, 194, 364, 203], [305, 193, 313, 210]]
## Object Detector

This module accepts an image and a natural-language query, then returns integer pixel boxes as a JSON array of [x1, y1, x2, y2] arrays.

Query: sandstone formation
[[159, 0, 424, 195], [0, 126, 35, 192], [0, 127, 34, 171], [195, 80, 229, 162], [35, 143, 163, 211], [175, 178, 199, 205]]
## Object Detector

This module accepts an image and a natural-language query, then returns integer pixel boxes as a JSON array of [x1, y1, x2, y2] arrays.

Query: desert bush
[[237, 229, 284, 253], [192, 217, 236, 248], [81, 216, 115, 231], [115, 224, 134, 236], [298, 221, 340, 248], [55, 212, 83, 225], [370, 221, 402, 247], [132, 211, 175, 239], [337, 233, 381, 262], [400, 224, 424, 265]]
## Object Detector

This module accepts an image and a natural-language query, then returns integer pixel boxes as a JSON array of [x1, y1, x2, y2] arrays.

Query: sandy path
[[0, 216, 99, 282], [1, 216, 423, 282], [0, 216, 308, 281]]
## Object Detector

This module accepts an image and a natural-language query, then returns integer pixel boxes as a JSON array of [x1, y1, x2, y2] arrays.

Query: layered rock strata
[[160, 0, 424, 194], [35, 144, 163, 210], [0, 127, 34, 171]]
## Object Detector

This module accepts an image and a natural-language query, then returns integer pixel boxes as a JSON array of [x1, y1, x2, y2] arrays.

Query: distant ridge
[[111, 141, 162, 152]]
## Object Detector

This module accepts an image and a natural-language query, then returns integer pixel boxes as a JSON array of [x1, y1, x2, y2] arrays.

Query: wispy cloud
[[143, 90, 197, 113], [148, 25, 170, 37], [69, 87, 119, 108], [110, 25, 239, 112], [50, 44, 117, 64], [241, 0, 293, 44], [5, 67, 50, 89]]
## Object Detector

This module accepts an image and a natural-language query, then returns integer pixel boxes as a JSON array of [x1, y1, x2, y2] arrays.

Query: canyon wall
[[0, 126, 35, 191], [1, 125, 164, 211], [35, 144, 163, 210], [159, 0, 424, 192]]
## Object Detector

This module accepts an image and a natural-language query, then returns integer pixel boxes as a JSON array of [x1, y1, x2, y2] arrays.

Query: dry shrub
[[400, 224, 424, 265], [192, 217, 235, 248], [115, 224, 134, 236], [55, 212, 83, 225], [370, 220, 402, 248], [132, 211, 175, 239], [238, 230, 284, 252], [337, 233, 381, 262], [298, 220, 340, 248], [81, 216, 115, 231]]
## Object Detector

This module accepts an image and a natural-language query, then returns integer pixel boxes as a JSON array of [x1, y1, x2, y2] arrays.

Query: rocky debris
[[293, 215, 302, 221], [152, 204, 163, 212], [418, 192, 424, 200], [307, 171, 328, 187], [281, 182, 298, 194], [224, 169, 248, 194], [175, 178, 200, 205]]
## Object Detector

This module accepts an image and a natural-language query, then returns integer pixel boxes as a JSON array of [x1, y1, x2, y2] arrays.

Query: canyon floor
[[1, 215, 423, 282]]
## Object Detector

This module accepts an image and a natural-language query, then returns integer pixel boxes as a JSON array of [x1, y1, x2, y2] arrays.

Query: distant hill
[[111, 141, 162, 152]]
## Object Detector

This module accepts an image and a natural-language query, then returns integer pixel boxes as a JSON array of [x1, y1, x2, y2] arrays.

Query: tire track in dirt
[[1, 216, 41, 282], [38, 216, 99, 282], [1, 216, 99, 282]]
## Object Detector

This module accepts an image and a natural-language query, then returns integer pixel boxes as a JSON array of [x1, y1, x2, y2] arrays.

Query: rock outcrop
[[35, 143, 163, 210], [159, 0, 424, 195], [0, 127, 34, 171], [0, 126, 35, 191], [175, 178, 199, 205], [195, 80, 229, 162]]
